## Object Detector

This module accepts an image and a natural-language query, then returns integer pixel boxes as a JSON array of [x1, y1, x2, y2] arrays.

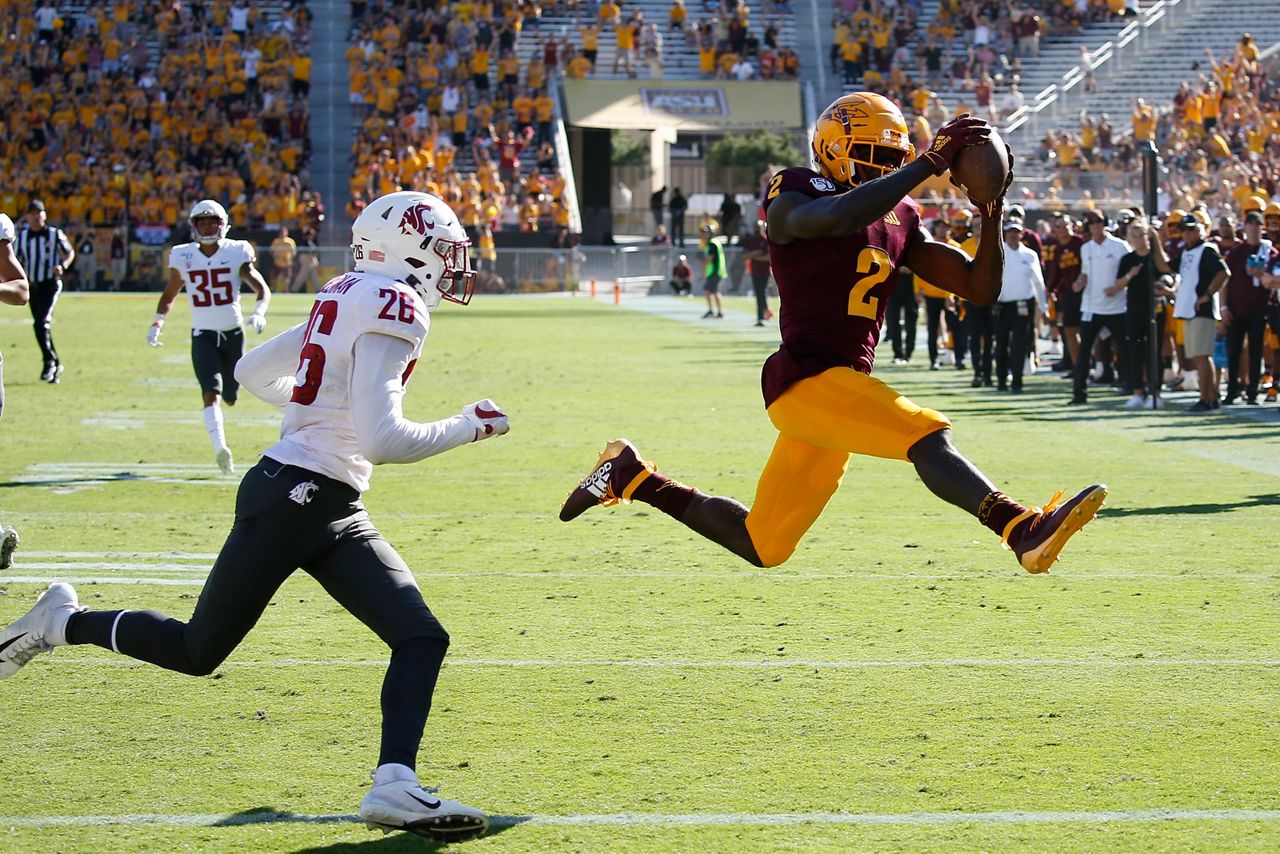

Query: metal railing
[[1002, 0, 1191, 138]]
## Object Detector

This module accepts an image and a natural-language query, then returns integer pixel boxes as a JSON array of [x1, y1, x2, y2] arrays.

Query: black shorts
[[704, 274, 721, 294], [191, 327, 244, 402], [1057, 289, 1083, 327]]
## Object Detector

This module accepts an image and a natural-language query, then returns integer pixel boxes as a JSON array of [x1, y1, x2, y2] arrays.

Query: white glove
[[461, 398, 509, 442], [247, 308, 267, 334], [147, 315, 164, 347]]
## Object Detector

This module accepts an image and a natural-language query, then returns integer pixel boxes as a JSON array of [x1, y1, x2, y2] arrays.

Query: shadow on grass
[[1102, 493, 1280, 517], [204, 808, 526, 852]]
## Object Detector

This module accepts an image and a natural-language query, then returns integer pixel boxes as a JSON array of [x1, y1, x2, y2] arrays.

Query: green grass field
[[1, 293, 1277, 853]]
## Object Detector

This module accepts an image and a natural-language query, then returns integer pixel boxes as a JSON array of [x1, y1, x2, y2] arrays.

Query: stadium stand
[[0, 0, 320, 287], [345, 0, 797, 240]]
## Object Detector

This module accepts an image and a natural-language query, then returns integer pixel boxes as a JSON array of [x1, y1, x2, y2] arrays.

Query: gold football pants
[[744, 367, 950, 567]]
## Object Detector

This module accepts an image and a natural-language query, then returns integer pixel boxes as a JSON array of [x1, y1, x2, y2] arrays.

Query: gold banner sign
[[564, 79, 803, 131]]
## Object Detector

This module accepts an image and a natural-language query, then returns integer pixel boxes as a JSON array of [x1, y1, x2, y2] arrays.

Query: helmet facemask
[[429, 237, 476, 305]]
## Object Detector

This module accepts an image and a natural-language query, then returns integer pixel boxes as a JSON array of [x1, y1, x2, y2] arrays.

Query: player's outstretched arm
[[904, 214, 1004, 306], [768, 158, 937, 242], [769, 114, 992, 243], [233, 321, 307, 407], [350, 332, 508, 466]]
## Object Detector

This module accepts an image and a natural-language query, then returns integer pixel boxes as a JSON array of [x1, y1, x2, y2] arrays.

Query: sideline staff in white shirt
[[1070, 211, 1130, 404], [994, 219, 1046, 391]]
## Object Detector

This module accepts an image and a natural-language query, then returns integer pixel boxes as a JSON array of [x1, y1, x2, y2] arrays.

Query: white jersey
[[262, 271, 431, 490], [0, 213, 14, 243], [168, 239, 257, 331]]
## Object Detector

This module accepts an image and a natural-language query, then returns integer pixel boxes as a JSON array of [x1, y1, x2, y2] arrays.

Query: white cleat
[[0, 525, 18, 570], [0, 583, 81, 679], [359, 768, 488, 843], [216, 447, 235, 476]]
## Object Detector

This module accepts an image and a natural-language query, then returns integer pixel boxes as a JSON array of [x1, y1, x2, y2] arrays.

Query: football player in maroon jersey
[[561, 93, 1107, 575]]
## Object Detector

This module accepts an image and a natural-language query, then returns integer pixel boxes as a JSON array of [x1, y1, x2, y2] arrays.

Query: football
[[950, 129, 1011, 205]]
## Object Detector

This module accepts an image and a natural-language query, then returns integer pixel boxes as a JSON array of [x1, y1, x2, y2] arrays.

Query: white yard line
[[6, 555, 1275, 582], [45, 657, 1280, 669], [3, 808, 1278, 829]]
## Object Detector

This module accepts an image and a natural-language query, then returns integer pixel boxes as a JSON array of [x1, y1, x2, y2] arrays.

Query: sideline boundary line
[[4, 808, 1279, 829]]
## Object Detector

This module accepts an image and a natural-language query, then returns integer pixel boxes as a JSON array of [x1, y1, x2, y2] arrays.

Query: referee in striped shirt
[[14, 200, 74, 384]]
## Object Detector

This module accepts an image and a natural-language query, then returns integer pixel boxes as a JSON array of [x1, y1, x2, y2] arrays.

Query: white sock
[[373, 763, 418, 786], [203, 405, 227, 453]]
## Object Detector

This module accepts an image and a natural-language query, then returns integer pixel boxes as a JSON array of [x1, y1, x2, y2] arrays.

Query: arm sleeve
[[349, 332, 475, 466], [233, 321, 306, 408], [1029, 251, 1047, 306]]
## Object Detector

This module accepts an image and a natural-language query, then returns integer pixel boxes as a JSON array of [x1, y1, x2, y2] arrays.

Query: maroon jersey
[[1020, 227, 1043, 258], [761, 166, 923, 407], [1043, 233, 1083, 297]]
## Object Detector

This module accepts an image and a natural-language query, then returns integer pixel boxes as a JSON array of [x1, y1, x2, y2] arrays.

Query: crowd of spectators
[[1, 0, 321, 244], [885, 199, 1280, 411], [345, 0, 583, 242], [683, 0, 800, 81], [1035, 35, 1280, 212], [344, 0, 801, 243]]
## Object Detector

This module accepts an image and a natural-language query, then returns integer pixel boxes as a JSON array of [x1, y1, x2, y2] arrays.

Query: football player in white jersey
[[148, 200, 272, 475], [0, 192, 509, 843], [0, 212, 30, 569]]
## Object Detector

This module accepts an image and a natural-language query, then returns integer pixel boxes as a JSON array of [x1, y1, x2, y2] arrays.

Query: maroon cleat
[[559, 439, 656, 522], [1003, 484, 1108, 574]]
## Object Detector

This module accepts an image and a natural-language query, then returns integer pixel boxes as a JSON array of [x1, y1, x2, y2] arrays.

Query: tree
[[706, 130, 801, 174], [611, 130, 648, 166]]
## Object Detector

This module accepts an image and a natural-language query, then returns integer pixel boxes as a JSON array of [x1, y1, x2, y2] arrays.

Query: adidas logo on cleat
[[583, 462, 613, 498]]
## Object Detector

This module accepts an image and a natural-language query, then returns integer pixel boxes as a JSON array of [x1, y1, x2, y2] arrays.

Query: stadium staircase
[[309, 0, 355, 244]]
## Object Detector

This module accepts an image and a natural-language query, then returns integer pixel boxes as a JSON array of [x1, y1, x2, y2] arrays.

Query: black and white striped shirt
[[15, 224, 73, 283]]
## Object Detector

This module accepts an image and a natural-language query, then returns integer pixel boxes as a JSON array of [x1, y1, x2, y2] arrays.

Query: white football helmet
[[189, 199, 229, 245], [351, 191, 476, 308]]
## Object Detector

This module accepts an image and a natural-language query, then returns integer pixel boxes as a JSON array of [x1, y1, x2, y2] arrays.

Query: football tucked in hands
[[950, 129, 1010, 205]]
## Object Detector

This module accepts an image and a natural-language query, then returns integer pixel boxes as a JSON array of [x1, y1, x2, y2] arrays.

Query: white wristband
[[251, 302, 267, 317], [152, 313, 165, 327]]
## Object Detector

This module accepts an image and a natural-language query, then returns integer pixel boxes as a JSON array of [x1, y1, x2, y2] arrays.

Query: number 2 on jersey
[[848, 247, 891, 319], [291, 300, 338, 406]]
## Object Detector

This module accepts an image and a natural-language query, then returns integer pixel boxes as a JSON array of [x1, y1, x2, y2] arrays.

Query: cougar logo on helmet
[[398, 203, 436, 237]]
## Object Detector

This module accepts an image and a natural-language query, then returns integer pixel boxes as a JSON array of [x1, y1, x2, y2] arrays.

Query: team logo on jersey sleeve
[[810, 177, 836, 192], [399, 203, 436, 236]]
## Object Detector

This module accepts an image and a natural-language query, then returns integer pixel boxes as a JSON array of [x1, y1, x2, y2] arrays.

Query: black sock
[[66, 608, 212, 676], [379, 636, 450, 770], [65, 609, 127, 648]]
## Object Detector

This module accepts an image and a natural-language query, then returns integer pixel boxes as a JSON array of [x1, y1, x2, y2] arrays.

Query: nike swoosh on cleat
[[406, 791, 442, 810], [0, 633, 28, 656]]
